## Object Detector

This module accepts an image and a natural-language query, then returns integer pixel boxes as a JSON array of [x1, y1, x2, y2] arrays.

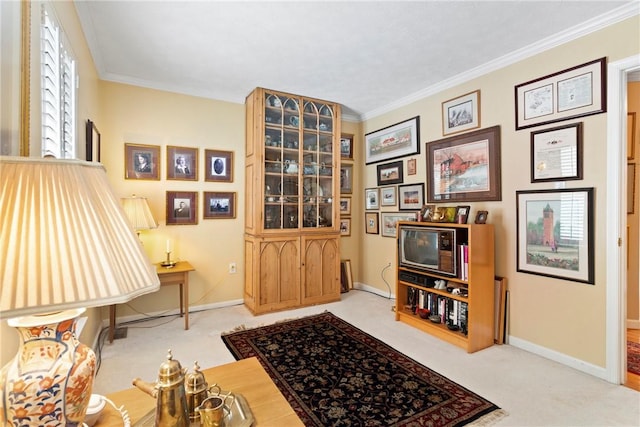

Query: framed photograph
[[407, 158, 417, 175], [456, 205, 471, 224], [629, 112, 636, 160], [86, 120, 100, 162], [339, 197, 352, 216], [475, 210, 489, 224], [398, 183, 424, 210], [376, 160, 403, 186], [340, 134, 354, 160], [167, 146, 198, 181], [365, 212, 379, 235], [203, 191, 236, 219], [340, 164, 353, 193], [205, 149, 233, 182], [432, 206, 458, 223], [629, 163, 636, 214], [339, 218, 351, 236], [125, 143, 160, 180], [426, 125, 501, 203], [442, 90, 481, 136], [515, 57, 606, 130], [365, 116, 420, 164], [516, 188, 594, 284], [365, 188, 379, 210], [166, 191, 198, 225], [380, 186, 397, 207], [381, 212, 418, 238], [531, 122, 583, 182], [419, 204, 436, 222]]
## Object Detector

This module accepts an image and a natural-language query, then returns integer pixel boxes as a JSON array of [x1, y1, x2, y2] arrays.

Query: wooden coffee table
[[94, 357, 302, 426]]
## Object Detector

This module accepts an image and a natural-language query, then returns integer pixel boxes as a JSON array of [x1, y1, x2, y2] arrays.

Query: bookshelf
[[395, 222, 495, 353]]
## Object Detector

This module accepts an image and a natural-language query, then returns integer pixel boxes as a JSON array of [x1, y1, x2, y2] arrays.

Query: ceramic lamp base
[[0, 308, 96, 425]]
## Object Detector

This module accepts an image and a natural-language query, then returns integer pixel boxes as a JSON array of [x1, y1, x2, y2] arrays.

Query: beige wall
[[628, 81, 640, 323]]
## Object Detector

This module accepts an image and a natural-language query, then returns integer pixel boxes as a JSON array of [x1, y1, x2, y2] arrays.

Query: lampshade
[[0, 156, 161, 319], [121, 194, 158, 232]]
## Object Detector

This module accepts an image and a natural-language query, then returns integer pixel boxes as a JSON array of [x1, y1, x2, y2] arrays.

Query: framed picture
[[431, 206, 457, 223], [125, 143, 160, 180], [442, 90, 481, 136], [398, 183, 424, 210], [86, 119, 100, 162], [376, 160, 403, 186], [419, 204, 436, 222], [339, 197, 352, 216], [380, 186, 397, 207], [339, 218, 351, 236], [365, 188, 379, 210], [455, 205, 471, 224], [340, 134, 354, 160], [426, 125, 501, 203], [340, 259, 353, 291], [365, 116, 420, 164], [340, 164, 353, 193], [407, 158, 417, 175], [365, 212, 379, 235], [381, 212, 418, 238], [475, 210, 489, 224], [629, 163, 636, 214], [531, 122, 583, 182], [167, 146, 198, 181], [515, 57, 606, 130], [629, 112, 636, 160], [205, 149, 233, 182], [203, 191, 236, 219], [516, 188, 594, 284], [166, 191, 198, 225]]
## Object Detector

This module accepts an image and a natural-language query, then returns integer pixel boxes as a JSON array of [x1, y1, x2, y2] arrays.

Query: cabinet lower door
[[301, 235, 340, 305]]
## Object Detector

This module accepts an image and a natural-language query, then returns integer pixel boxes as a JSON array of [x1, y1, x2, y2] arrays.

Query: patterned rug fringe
[[221, 310, 328, 335], [469, 408, 508, 426]]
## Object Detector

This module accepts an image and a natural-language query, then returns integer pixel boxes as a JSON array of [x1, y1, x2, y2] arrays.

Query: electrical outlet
[[228, 262, 237, 274]]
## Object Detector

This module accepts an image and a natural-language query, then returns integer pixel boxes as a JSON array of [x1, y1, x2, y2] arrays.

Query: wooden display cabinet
[[395, 222, 495, 353], [244, 88, 341, 314]]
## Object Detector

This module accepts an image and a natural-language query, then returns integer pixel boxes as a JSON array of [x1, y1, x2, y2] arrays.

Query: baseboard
[[352, 281, 395, 299], [627, 319, 640, 329]]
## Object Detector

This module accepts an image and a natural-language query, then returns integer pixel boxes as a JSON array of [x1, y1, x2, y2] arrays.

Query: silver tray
[[133, 392, 254, 427]]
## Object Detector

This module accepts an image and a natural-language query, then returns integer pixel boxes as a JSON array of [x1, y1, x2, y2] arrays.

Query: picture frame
[[339, 218, 351, 236], [365, 116, 420, 164], [442, 90, 481, 136], [398, 183, 424, 210], [419, 204, 436, 222], [431, 206, 458, 223], [380, 186, 397, 207], [125, 143, 160, 180], [456, 205, 471, 224], [531, 122, 583, 182], [516, 188, 594, 284], [407, 158, 417, 175], [340, 164, 353, 193], [365, 212, 379, 235], [515, 57, 606, 130], [166, 191, 198, 225], [203, 191, 236, 219], [629, 112, 636, 160], [365, 188, 379, 210], [339, 197, 352, 216], [376, 160, 404, 186], [381, 212, 418, 238], [628, 163, 635, 214], [167, 145, 198, 181], [86, 119, 100, 162], [427, 125, 501, 203], [475, 210, 489, 224], [340, 259, 353, 291], [340, 134, 354, 160], [205, 149, 233, 182]]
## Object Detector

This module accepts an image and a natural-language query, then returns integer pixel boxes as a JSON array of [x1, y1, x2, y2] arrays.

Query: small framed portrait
[[340, 164, 353, 193], [380, 186, 397, 207], [419, 204, 436, 222], [475, 210, 489, 224], [340, 134, 354, 160], [339, 218, 351, 236], [203, 191, 236, 219], [365, 212, 379, 235], [167, 146, 198, 181], [407, 158, 417, 175], [166, 191, 198, 225], [365, 188, 379, 210], [125, 143, 160, 180], [456, 205, 471, 224], [205, 149, 234, 182], [340, 197, 352, 216]]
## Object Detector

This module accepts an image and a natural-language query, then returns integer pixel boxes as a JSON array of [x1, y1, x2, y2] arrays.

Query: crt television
[[398, 225, 457, 277]]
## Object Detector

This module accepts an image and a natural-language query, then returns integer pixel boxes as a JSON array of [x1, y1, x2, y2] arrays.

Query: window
[[41, 5, 76, 158]]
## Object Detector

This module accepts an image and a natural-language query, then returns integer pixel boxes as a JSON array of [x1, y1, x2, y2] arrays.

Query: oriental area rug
[[628, 341, 640, 376], [222, 312, 506, 426]]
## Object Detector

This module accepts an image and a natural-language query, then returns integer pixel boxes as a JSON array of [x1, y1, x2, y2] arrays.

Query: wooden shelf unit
[[395, 222, 495, 353]]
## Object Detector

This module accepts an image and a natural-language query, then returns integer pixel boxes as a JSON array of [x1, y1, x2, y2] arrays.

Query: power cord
[[381, 262, 393, 300]]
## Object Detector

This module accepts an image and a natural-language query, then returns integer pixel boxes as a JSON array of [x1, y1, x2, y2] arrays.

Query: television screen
[[401, 228, 439, 268]]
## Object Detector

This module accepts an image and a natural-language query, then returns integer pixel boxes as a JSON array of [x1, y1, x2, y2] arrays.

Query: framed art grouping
[[426, 125, 501, 203], [515, 57, 606, 130], [398, 183, 424, 210], [167, 145, 198, 181], [125, 143, 160, 180], [365, 116, 420, 164], [166, 191, 198, 225], [381, 212, 418, 238], [516, 187, 594, 284], [442, 90, 480, 136], [203, 191, 236, 219], [530, 122, 583, 182], [205, 149, 233, 182], [376, 160, 404, 186]]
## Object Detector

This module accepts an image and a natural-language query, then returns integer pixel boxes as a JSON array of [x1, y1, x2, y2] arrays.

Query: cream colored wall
[[360, 16, 639, 367], [628, 82, 640, 323]]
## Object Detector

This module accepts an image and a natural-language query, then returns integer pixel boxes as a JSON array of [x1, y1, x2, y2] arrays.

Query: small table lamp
[[0, 157, 161, 425], [121, 194, 158, 238]]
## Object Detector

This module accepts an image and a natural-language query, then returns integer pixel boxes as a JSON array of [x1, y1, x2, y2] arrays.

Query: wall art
[[340, 133, 354, 160], [398, 183, 424, 210], [125, 143, 160, 180], [365, 188, 379, 210], [205, 149, 233, 182], [442, 90, 480, 136], [380, 186, 397, 207], [203, 191, 236, 219], [86, 120, 100, 162], [376, 160, 403, 186], [530, 122, 583, 182], [167, 146, 198, 181], [166, 191, 198, 225], [365, 116, 420, 164], [381, 212, 418, 238], [365, 212, 379, 235], [340, 196, 352, 216]]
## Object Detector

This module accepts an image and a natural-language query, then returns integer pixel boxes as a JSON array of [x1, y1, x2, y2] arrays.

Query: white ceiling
[[75, 1, 638, 121]]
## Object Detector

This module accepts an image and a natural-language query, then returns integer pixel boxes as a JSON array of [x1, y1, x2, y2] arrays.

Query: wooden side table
[[108, 261, 195, 343]]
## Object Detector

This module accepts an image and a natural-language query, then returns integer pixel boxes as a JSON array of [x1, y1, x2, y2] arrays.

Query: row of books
[[407, 286, 468, 330], [458, 244, 469, 281]]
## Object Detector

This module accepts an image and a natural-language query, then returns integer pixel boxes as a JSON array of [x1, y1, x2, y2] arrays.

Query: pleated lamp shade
[[0, 156, 161, 319], [121, 195, 158, 233]]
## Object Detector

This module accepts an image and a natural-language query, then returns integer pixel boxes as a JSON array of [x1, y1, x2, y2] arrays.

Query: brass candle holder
[[161, 251, 176, 268]]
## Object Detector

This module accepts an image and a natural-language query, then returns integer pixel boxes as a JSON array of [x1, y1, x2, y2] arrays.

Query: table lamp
[[0, 157, 161, 425], [121, 194, 158, 238]]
